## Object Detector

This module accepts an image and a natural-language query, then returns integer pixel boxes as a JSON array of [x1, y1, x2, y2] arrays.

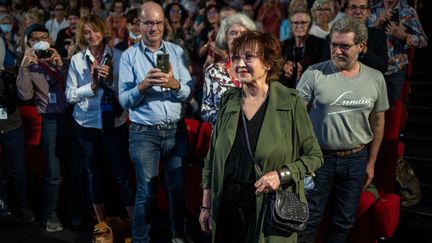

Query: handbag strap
[[241, 110, 263, 177]]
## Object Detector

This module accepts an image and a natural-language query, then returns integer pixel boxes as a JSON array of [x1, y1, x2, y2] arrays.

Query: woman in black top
[[280, 8, 326, 88]]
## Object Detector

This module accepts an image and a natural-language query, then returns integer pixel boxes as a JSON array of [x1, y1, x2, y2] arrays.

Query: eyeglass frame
[[290, 21, 311, 26], [347, 5, 369, 12], [139, 20, 164, 27], [29, 34, 50, 43], [230, 53, 260, 63], [329, 42, 359, 52]]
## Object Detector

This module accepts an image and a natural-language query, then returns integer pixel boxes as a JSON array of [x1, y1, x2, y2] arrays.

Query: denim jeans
[[303, 148, 368, 243], [74, 122, 134, 207], [385, 66, 406, 107], [0, 127, 30, 210], [129, 121, 188, 243], [40, 114, 65, 219]]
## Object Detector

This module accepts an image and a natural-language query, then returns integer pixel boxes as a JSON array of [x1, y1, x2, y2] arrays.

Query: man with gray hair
[[297, 16, 389, 243]]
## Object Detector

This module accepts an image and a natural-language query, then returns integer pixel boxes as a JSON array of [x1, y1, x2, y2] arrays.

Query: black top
[[224, 96, 269, 185], [55, 27, 75, 58], [0, 70, 22, 133], [280, 34, 326, 88], [216, 97, 269, 243]]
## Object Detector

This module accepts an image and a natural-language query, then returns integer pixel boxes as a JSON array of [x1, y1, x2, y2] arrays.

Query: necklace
[[225, 58, 241, 87]]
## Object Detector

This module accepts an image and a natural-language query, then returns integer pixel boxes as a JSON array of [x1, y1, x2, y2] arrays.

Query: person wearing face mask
[[55, 8, 80, 59], [16, 23, 68, 233], [0, 14, 19, 74], [114, 8, 141, 52]]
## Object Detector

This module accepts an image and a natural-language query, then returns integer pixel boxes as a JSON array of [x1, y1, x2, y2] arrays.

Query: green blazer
[[202, 81, 323, 242]]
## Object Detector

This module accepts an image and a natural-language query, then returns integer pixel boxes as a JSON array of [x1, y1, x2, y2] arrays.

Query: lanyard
[[37, 61, 64, 86], [139, 41, 166, 68], [225, 58, 241, 88]]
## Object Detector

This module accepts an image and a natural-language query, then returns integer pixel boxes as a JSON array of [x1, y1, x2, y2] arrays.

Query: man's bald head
[[141, 1, 164, 19], [139, 1, 165, 50]]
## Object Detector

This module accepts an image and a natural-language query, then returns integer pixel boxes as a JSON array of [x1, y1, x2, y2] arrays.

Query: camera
[[35, 50, 52, 59]]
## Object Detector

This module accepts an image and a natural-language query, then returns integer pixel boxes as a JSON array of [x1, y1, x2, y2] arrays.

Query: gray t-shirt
[[297, 60, 389, 150]]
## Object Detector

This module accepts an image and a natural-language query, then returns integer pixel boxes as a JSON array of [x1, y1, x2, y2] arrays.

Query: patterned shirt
[[201, 61, 241, 126], [368, 0, 428, 75]]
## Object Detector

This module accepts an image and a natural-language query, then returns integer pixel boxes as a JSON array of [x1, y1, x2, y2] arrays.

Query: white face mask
[[32, 41, 50, 50], [129, 31, 141, 40]]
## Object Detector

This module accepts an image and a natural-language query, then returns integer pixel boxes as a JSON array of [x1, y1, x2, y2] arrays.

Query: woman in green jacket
[[199, 30, 324, 243]]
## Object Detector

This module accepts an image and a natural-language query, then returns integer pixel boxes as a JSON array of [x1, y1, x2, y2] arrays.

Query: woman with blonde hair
[[66, 14, 134, 231]]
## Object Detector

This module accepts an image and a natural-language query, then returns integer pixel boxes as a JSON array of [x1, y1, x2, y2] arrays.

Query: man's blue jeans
[[40, 114, 65, 219], [129, 121, 188, 243], [303, 149, 368, 243]]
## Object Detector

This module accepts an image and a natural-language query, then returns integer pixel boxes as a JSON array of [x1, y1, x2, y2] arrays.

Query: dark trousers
[[385, 67, 406, 107], [302, 149, 368, 243], [0, 127, 30, 210], [40, 114, 66, 219], [74, 122, 133, 207]]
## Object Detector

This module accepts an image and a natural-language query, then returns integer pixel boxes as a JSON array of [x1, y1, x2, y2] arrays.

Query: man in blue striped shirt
[[118, 2, 192, 243]]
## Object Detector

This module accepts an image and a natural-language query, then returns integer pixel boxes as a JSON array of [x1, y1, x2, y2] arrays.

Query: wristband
[[277, 167, 292, 185], [200, 205, 211, 211], [172, 82, 181, 92]]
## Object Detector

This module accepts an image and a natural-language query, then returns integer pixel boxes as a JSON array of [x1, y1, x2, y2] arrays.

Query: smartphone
[[390, 10, 399, 23], [157, 53, 170, 74]]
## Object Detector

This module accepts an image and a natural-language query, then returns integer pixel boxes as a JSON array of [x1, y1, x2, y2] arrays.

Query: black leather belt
[[322, 144, 366, 157], [131, 121, 179, 130]]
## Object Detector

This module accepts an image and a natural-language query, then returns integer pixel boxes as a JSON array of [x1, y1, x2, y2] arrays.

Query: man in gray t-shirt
[[297, 17, 389, 243]]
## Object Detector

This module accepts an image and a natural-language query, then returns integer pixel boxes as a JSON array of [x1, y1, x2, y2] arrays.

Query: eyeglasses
[[231, 53, 259, 63], [227, 30, 242, 40], [170, 8, 182, 14], [291, 21, 310, 26], [30, 35, 50, 42], [206, 10, 218, 17], [329, 42, 358, 51], [130, 20, 141, 27], [141, 20, 164, 27], [315, 8, 331, 12], [347, 5, 369, 12]]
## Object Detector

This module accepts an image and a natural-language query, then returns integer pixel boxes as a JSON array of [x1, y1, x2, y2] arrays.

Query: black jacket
[[280, 34, 326, 88]]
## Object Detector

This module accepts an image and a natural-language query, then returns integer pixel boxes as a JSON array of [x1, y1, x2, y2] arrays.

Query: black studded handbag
[[267, 189, 309, 232]]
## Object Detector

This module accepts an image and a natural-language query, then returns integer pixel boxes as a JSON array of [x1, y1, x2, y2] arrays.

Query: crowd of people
[[0, 0, 428, 243]]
